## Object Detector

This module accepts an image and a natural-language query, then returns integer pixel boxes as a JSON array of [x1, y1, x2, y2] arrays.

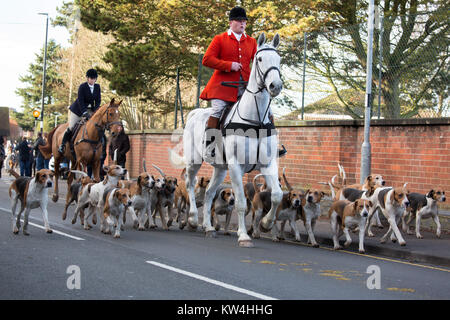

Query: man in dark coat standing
[[16, 138, 31, 176], [109, 126, 130, 168]]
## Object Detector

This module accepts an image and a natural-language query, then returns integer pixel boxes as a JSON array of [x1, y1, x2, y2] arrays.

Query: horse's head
[[255, 33, 282, 97], [102, 98, 123, 138]]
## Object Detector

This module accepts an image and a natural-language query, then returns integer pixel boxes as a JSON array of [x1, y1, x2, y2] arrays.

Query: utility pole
[[38, 12, 49, 133], [360, 0, 375, 184]]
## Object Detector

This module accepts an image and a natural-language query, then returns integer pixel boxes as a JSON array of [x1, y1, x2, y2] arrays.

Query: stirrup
[[203, 128, 217, 163], [278, 144, 287, 158]]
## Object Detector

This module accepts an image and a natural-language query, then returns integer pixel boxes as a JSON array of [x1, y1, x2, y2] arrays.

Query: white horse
[[171, 33, 283, 247]]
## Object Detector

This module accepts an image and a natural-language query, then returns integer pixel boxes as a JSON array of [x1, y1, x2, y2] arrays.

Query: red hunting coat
[[200, 30, 257, 102]]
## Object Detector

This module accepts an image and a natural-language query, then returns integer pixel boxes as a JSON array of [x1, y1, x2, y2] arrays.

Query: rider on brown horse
[[59, 69, 102, 154]]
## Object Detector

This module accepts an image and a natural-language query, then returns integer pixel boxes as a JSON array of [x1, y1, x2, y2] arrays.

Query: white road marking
[[0, 207, 85, 241], [146, 260, 278, 300]]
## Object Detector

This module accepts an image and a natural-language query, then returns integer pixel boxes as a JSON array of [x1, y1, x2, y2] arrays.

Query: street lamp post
[[38, 12, 49, 133]]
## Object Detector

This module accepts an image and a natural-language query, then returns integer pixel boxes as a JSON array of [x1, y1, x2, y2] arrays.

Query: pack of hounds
[[8, 162, 445, 253]]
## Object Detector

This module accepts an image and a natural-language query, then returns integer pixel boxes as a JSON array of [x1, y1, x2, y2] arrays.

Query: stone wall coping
[[126, 118, 450, 134]]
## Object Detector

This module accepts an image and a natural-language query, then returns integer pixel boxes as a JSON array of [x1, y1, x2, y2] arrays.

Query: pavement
[[2, 170, 449, 269]]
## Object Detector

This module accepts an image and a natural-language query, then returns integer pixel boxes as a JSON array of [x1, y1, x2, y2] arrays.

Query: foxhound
[[9, 169, 54, 235]]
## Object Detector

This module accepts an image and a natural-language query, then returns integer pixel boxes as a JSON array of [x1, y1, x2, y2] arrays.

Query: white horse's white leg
[[185, 163, 201, 230], [202, 167, 227, 234], [228, 164, 253, 247], [259, 163, 283, 232]]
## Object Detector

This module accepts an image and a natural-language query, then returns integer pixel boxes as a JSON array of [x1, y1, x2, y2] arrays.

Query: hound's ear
[[271, 33, 280, 49], [367, 175, 372, 181], [35, 171, 41, 182], [427, 190, 434, 198], [369, 201, 373, 207], [257, 33, 266, 48], [354, 201, 359, 210], [220, 189, 226, 200], [103, 165, 110, 173], [151, 175, 156, 181], [137, 175, 142, 185]]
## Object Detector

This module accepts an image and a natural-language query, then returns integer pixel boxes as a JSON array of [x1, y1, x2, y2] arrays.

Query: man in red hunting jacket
[[201, 6, 284, 160]]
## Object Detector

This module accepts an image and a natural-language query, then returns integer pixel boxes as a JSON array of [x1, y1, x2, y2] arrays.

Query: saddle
[[70, 118, 87, 147]]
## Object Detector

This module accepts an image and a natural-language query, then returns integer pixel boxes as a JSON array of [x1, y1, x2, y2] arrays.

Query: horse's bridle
[[248, 47, 281, 94], [96, 104, 122, 131], [232, 46, 281, 127], [77, 104, 122, 147]]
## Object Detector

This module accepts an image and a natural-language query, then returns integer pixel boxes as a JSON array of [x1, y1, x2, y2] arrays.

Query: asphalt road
[[0, 176, 449, 300]]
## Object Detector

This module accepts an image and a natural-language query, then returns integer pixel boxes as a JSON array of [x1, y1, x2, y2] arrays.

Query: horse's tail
[[169, 148, 185, 168], [39, 125, 59, 159]]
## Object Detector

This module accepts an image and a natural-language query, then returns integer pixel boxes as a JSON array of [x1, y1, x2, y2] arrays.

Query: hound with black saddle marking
[[365, 184, 410, 246], [402, 189, 445, 239], [9, 169, 54, 235]]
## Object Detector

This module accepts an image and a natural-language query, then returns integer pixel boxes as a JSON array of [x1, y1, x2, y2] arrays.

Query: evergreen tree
[[14, 40, 65, 131]]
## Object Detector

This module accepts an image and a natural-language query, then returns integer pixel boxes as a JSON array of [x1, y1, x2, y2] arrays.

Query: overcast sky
[[0, 0, 70, 111]]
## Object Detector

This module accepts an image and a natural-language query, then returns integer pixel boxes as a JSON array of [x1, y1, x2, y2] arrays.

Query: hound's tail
[[253, 173, 264, 192], [8, 169, 20, 179], [282, 167, 292, 191]]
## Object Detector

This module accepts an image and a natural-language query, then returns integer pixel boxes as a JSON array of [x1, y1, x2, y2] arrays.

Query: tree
[[14, 40, 65, 131], [284, 0, 449, 119], [70, 0, 337, 105]]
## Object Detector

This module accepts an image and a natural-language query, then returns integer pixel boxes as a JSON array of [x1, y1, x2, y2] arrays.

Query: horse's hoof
[[187, 224, 197, 232], [71, 219, 77, 225], [205, 230, 217, 238], [46, 229, 53, 234], [52, 195, 59, 202], [400, 241, 406, 246], [238, 240, 254, 248], [312, 243, 320, 248], [62, 212, 67, 220], [359, 250, 366, 254], [23, 230, 30, 236]]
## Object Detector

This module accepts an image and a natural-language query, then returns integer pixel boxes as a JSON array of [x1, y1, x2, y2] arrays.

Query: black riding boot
[[58, 128, 72, 154], [269, 115, 287, 158]]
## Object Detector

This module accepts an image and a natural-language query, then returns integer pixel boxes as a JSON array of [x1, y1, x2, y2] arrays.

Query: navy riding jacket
[[69, 82, 101, 116]]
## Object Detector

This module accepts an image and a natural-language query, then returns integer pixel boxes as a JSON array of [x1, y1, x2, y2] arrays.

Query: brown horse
[[40, 98, 123, 203]]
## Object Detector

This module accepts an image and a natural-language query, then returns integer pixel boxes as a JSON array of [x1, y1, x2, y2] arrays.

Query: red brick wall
[[123, 120, 450, 207]]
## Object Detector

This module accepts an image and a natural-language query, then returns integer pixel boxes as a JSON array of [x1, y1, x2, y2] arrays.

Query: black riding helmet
[[86, 68, 98, 79], [229, 6, 248, 21]]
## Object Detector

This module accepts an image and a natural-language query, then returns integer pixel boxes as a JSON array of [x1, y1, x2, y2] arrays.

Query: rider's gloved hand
[[82, 111, 90, 119]]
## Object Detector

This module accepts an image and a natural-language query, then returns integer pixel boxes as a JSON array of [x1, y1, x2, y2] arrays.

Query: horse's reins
[[76, 104, 122, 146], [221, 47, 281, 172], [226, 47, 281, 128]]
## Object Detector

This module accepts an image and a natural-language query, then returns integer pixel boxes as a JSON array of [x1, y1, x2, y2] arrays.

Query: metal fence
[[278, 9, 449, 120]]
